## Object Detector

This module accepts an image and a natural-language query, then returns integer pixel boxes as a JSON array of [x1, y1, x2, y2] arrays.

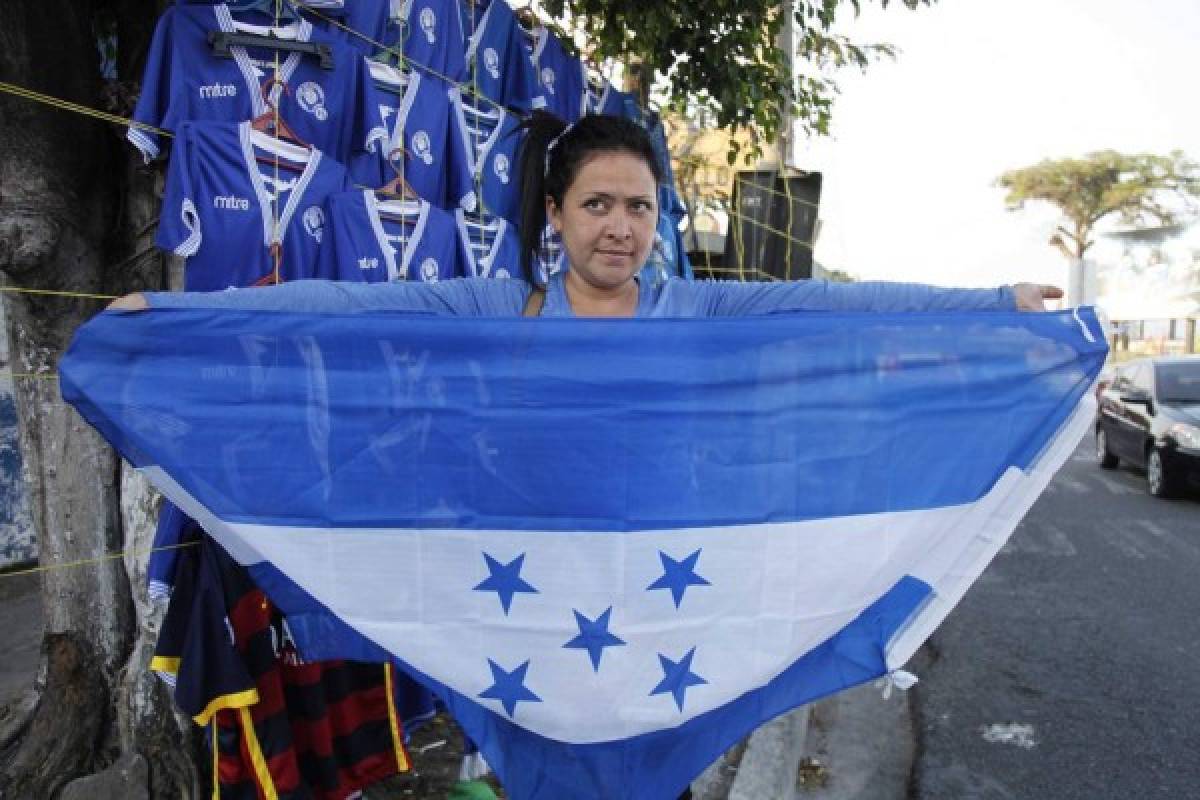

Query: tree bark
[[0, 1, 199, 796]]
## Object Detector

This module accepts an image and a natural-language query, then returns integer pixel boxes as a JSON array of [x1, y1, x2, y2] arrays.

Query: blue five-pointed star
[[478, 659, 542, 717], [651, 647, 708, 712], [563, 607, 626, 671], [647, 549, 711, 608], [473, 552, 538, 614]]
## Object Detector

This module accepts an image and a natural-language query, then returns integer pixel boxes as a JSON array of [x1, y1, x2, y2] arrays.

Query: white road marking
[[1093, 473, 1142, 496], [1053, 476, 1093, 494], [1097, 525, 1148, 560], [980, 723, 1037, 749], [1001, 524, 1076, 557]]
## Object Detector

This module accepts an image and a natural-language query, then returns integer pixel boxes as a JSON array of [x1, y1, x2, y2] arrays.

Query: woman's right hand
[[107, 293, 149, 312]]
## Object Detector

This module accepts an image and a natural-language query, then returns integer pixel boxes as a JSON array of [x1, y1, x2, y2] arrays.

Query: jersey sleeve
[[151, 535, 259, 725], [346, 54, 390, 163], [128, 10, 175, 161], [674, 224, 694, 281], [335, 0, 390, 55], [147, 499, 194, 600], [504, 10, 542, 113], [445, 90, 477, 211], [141, 277, 529, 315], [154, 122, 203, 258], [668, 279, 1018, 316], [404, 0, 468, 82]]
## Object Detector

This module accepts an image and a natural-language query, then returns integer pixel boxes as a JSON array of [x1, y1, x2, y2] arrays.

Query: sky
[[802, 0, 1200, 293]]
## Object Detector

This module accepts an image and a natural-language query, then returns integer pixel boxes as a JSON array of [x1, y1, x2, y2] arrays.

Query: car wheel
[[1147, 448, 1178, 498], [1096, 428, 1118, 469]]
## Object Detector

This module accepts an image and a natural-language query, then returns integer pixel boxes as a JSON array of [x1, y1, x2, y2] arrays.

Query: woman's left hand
[[1012, 283, 1063, 311]]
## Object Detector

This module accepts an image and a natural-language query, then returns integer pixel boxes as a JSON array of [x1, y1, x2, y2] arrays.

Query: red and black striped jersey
[[153, 533, 410, 799]]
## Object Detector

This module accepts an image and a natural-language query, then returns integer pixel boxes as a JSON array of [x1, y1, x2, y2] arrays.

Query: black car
[[1095, 355, 1200, 496]]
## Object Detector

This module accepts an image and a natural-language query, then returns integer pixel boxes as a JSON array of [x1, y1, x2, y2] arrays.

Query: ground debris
[[797, 756, 830, 790]]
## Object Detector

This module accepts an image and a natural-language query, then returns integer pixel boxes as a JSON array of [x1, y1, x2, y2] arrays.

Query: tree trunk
[[0, 1, 199, 796]]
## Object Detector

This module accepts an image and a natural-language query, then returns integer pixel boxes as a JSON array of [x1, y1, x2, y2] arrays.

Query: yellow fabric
[[211, 721, 220, 800], [192, 688, 261, 727], [384, 663, 412, 772], [149, 655, 181, 676], [238, 707, 279, 800]]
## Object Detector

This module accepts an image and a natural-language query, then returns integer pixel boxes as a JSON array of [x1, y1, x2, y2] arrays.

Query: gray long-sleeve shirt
[[144, 272, 1016, 317]]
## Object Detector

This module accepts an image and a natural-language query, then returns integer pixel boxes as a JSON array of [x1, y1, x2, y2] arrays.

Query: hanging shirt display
[[641, 110, 688, 223], [639, 213, 693, 287], [536, 225, 566, 287], [588, 79, 639, 121], [322, 189, 461, 283], [150, 534, 410, 800], [448, 87, 522, 225], [177, 0, 346, 8], [454, 209, 524, 281], [356, 61, 455, 205], [130, 3, 385, 173], [332, 0, 468, 82], [156, 120, 352, 290], [530, 26, 586, 123], [461, 0, 543, 114]]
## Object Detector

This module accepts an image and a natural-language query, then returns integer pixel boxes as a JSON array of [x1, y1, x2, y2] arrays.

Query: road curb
[[727, 705, 810, 800]]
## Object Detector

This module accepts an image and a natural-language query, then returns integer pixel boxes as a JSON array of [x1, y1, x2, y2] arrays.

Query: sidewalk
[[0, 573, 911, 800], [796, 682, 914, 800], [0, 569, 41, 711]]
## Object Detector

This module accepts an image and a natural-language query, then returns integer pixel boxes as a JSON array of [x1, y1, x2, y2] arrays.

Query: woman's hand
[[107, 293, 149, 312], [1012, 283, 1063, 312]]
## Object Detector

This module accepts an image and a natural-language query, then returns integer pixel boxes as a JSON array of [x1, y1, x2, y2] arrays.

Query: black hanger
[[209, 25, 335, 70]]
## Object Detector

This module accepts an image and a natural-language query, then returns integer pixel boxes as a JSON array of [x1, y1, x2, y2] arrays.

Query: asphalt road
[[909, 437, 1200, 799]]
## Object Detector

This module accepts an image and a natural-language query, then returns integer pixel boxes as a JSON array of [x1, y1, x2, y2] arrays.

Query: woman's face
[[546, 150, 658, 292]]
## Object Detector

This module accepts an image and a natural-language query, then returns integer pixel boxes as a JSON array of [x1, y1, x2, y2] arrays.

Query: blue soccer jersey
[[330, 0, 467, 82], [156, 120, 353, 290], [531, 26, 586, 122], [642, 110, 688, 222], [536, 225, 566, 287], [640, 213, 694, 287], [454, 209, 524, 281], [589, 79, 640, 121], [322, 189, 461, 283], [461, 0, 542, 113], [447, 88, 522, 225], [130, 4, 385, 170], [354, 62, 455, 206]]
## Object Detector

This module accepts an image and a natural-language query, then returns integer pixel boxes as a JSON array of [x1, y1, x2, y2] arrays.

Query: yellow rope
[[0, 81, 171, 138], [693, 264, 781, 282], [0, 540, 199, 579], [782, 165, 796, 280], [732, 175, 820, 210], [0, 286, 116, 300], [724, 207, 815, 252]]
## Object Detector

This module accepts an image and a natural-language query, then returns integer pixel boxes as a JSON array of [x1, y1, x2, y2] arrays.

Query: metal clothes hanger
[[250, 77, 310, 172]]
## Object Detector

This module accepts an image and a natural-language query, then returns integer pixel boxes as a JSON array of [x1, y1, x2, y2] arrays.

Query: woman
[[111, 112, 1058, 316], [107, 113, 1059, 800]]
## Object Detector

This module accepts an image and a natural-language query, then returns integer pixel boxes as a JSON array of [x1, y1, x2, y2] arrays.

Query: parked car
[[1095, 356, 1200, 497]]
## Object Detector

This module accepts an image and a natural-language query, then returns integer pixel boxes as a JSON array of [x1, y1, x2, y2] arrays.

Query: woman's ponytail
[[515, 111, 569, 285]]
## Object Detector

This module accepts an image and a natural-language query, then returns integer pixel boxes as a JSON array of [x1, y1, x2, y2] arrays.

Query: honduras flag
[[61, 305, 1106, 800]]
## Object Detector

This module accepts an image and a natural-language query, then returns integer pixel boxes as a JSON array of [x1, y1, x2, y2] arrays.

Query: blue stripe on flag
[[61, 308, 1106, 531]]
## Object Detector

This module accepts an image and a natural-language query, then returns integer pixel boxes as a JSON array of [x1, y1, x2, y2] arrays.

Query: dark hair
[[515, 111, 664, 283]]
